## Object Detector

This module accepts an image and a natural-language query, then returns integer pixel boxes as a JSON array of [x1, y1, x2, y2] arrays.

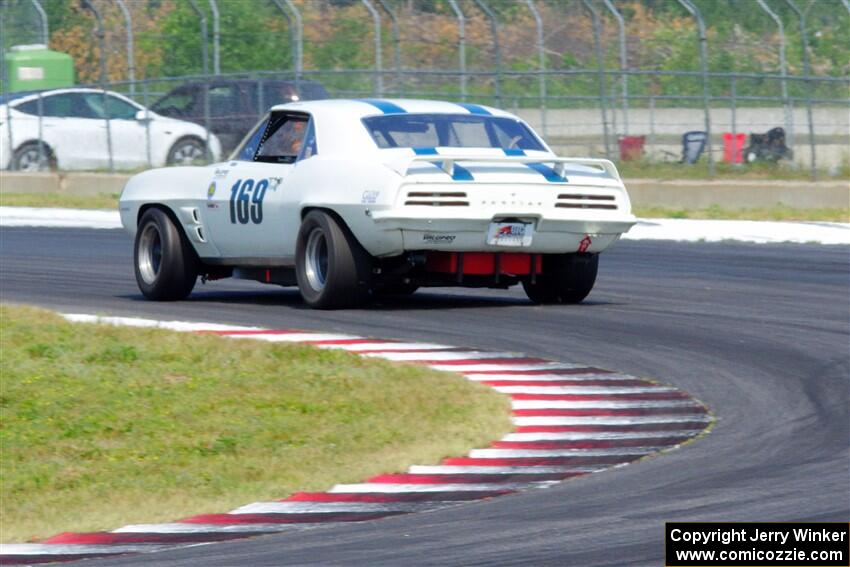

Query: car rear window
[[362, 113, 546, 151]]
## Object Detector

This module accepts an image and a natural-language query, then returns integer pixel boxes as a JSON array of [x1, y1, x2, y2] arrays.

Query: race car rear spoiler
[[386, 155, 621, 182]]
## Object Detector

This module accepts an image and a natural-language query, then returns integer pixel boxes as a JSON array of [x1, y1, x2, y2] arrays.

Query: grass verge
[[633, 204, 849, 222], [0, 192, 119, 210], [0, 305, 512, 543]]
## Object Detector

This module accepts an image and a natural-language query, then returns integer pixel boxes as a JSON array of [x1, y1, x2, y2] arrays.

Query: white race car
[[119, 99, 635, 309]]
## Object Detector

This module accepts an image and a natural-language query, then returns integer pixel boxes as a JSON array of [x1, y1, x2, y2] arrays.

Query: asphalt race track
[[1, 226, 848, 566]]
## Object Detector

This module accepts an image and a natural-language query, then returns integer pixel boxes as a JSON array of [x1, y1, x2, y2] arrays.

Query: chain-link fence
[[1, 0, 848, 178]]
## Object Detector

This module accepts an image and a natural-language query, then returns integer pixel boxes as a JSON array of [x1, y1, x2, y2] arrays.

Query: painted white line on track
[[511, 400, 699, 410], [428, 362, 584, 372], [502, 431, 699, 442], [63, 314, 261, 333], [364, 351, 523, 362], [0, 543, 178, 555], [317, 342, 455, 352], [408, 465, 603, 474], [495, 386, 677, 395], [329, 483, 544, 493], [514, 415, 712, 426], [468, 447, 660, 458], [112, 523, 323, 534], [0, 207, 122, 229], [229, 502, 442, 515], [463, 373, 640, 382], [222, 333, 360, 343]]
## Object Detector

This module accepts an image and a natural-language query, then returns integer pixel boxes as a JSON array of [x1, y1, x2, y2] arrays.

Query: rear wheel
[[167, 137, 206, 165], [523, 254, 598, 304], [295, 210, 371, 309], [12, 142, 56, 171], [134, 208, 198, 300]]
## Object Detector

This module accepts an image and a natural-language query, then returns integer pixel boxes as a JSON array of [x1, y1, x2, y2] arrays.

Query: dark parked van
[[151, 79, 328, 154]]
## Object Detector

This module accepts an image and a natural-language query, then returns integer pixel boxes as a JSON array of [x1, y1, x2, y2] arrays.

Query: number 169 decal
[[229, 178, 268, 224]]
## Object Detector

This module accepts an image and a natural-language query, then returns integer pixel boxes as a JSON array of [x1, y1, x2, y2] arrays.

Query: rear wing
[[386, 155, 621, 182]]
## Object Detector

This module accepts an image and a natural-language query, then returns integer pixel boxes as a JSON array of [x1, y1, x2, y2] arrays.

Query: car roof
[[0, 87, 126, 106], [270, 98, 516, 120]]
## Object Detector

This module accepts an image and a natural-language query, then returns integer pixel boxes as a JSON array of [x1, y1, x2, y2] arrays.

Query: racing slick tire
[[523, 253, 598, 304], [296, 210, 372, 309], [134, 208, 199, 301]]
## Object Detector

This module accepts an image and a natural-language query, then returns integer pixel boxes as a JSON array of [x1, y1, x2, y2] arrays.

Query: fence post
[[29, 0, 48, 45], [649, 95, 655, 161], [188, 0, 211, 161], [284, 0, 303, 83], [601, 0, 628, 136], [784, 0, 816, 180], [580, 0, 611, 159], [375, 0, 401, 95], [188, 0, 209, 76], [141, 79, 151, 167], [447, 0, 466, 101], [208, 0, 220, 74], [473, 0, 501, 107], [731, 75, 737, 165], [676, 0, 713, 176], [361, 0, 383, 97], [755, 0, 793, 154], [269, 0, 297, 78], [115, 0, 135, 96], [80, 0, 113, 172], [525, 0, 546, 136], [0, 3, 13, 170]]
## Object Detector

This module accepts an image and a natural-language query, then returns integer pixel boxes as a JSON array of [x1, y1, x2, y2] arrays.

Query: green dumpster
[[4, 44, 74, 93]]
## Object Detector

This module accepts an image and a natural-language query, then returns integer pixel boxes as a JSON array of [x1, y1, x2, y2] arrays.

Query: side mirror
[[135, 109, 152, 122]]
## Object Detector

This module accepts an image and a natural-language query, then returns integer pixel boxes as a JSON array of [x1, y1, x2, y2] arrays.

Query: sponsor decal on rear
[[423, 234, 456, 244], [578, 235, 593, 252], [207, 182, 216, 199]]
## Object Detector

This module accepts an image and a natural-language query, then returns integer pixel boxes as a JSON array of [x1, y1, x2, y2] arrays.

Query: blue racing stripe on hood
[[359, 99, 406, 114], [456, 102, 491, 115], [411, 147, 473, 181]]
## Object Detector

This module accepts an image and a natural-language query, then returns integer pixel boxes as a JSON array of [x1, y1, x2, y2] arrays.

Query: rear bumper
[[371, 214, 636, 254]]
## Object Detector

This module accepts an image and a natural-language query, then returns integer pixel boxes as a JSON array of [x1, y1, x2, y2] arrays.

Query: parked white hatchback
[[0, 88, 222, 171]]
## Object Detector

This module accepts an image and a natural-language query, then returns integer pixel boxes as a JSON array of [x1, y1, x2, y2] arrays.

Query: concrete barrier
[[0, 172, 847, 210]]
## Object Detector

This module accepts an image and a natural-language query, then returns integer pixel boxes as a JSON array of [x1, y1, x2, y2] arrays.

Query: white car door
[[12, 93, 108, 169], [201, 112, 312, 261], [83, 92, 148, 169]]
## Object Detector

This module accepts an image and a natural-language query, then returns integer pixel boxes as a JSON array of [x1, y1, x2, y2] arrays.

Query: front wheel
[[134, 208, 199, 300], [295, 210, 371, 309], [523, 254, 598, 304]]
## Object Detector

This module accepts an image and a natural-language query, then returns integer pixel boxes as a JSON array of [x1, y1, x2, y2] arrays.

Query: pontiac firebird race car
[[119, 99, 636, 309]]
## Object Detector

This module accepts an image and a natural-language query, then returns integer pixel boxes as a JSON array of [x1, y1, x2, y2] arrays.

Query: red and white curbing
[[0, 315, 713, 565]]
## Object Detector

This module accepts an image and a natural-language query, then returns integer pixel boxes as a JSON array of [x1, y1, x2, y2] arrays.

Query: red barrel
[[618, 135, 645, 161], [723, 132, 747, 163]]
